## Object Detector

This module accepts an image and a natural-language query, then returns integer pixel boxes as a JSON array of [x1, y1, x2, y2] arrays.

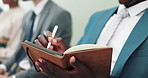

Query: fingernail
[[70, 56, 76, 63], [48, 37, 53, 42], [35, 62, 39, 66], [44, 31, 47, 36], [53, 39, 57, 43], [34, 39, 38, 42], [39, 67, 43, 71], [39, 58, 43, 63], [34, 39, 37, 42], [48, 37, 52, 40], [38, 35, 42, 38]]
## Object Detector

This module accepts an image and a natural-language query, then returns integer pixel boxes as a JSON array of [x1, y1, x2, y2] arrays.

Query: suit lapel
[[111, 9, 148, 78], [90, 7, 118, 44], [31, 11, 48, 41]]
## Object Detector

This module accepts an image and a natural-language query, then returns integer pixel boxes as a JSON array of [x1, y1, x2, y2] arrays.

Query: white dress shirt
[[96, 0, 148, 74], [33, 0, 48, 33]]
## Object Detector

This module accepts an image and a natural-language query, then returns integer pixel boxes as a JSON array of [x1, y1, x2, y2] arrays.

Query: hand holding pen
[[35, 25, 68, 53]]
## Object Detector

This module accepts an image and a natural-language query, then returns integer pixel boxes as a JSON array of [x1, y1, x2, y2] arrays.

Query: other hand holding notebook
[[35, 56, 96, 78]]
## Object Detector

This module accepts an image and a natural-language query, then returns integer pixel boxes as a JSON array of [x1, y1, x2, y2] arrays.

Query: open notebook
[[22, 40, 112, 78]]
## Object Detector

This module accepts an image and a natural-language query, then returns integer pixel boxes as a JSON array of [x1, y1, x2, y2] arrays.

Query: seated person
[[0, 0, 25, 60], [0, 0, 72, 78], [34, 0, 148, 78]]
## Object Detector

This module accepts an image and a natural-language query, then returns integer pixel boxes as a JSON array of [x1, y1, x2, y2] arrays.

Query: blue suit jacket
[[78, 7, 148, 78]]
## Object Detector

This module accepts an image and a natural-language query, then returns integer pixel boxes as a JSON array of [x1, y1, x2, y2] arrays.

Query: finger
[[69, 56, 87, 70], [34, 63, 41, 72], [48, 37, 54, 43], [38, 58, 66, 75], [47, 37, 67, 53], [35, 61, 53, 76], [69, 56, 76, 68], [54, 38, 69, 49], [51, 37, 62, 46], [38, 35, 48, 47], [49, 45, 54, 50], [34, 39, 44, 47], [52, 38, 66, 49], [44, 30, 52, 38], [37, 59, 59, 77], [48, 37, 62, 46], [38, 67, 49, 76]]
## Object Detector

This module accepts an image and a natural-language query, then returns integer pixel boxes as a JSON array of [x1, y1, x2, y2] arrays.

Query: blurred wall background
[[0, 0, 118, 46]]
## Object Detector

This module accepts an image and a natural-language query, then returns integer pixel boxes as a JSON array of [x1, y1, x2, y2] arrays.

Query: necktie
[[9, 12, 36, 76], [97, 8, 129, 46]]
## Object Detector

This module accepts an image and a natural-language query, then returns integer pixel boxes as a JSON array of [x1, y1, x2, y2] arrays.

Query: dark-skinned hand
[[35, 56, 96, 78], [34, 30, 68, 53]]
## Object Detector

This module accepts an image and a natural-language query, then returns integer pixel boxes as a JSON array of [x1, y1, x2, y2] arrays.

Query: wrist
[[0, 64, 7, 72], [0, 68, 5, 74], [10, 75, 16, 78]]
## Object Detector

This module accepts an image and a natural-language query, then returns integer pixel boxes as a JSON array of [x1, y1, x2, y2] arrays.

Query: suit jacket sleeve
[[13, 11, 72, 78], [54, 10, 72, 45]]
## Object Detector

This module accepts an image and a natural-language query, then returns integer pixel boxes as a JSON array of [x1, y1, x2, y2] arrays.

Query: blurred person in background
[[0, 0, 25, 61], [0, 0, 72, 78]]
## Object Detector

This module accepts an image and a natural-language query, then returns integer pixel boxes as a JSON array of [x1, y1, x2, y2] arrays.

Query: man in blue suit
[[34, 0, 148, 78]]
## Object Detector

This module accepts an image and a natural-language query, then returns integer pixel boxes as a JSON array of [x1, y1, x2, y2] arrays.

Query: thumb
[[69, 56, 83, 69]]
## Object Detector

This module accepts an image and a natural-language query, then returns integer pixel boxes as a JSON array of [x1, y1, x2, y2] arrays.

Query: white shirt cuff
[[12, 75, 16, 78], [0, 64, 7, 72]]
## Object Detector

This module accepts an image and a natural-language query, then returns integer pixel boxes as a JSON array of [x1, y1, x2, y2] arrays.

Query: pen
[[47, 25, 58, 49]]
